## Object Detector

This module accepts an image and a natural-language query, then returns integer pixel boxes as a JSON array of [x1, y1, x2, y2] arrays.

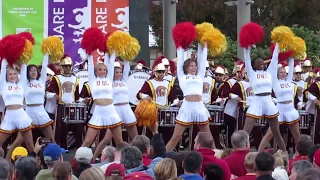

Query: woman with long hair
[[242, 43, 286, 152], [0, 59, 34, 154], [257, 57, 300, 152], [93, 60, 138, 160], [166, 44, 213, 151], [81, 53, 123, 147]]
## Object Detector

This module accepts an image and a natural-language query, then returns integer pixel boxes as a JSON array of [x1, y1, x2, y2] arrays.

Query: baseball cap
[[105, 163, 125, 177], [11, 147, 28, 161], [43, 143, 67, 162], [123, 172, 153, 180], [75, 147, 93, 164], [314, 149, 320, 166]]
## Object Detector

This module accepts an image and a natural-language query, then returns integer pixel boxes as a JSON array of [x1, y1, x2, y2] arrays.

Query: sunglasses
[[206, 67, 209, 70], [215, 73, 223, 77], [156, 70, 165, 73], [294, 72, 301, 75]]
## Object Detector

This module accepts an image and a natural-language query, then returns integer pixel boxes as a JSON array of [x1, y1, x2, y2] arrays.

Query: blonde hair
[[154, 158, 177, 180], [245, 152, 258, 169], [273, 150, 289, 170], [79, 167, 105, 180], [94, 63, 107, 75], [277, 66, 286, 79], [6, 66, 18, 83]]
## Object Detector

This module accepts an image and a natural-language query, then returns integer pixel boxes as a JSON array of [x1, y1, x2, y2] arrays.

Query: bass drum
[[127, 70, 151, 105], [75, 70, 88, 93]]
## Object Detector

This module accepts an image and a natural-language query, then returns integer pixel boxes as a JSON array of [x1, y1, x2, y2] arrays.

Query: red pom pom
[[172, 22, 196, 49], [17, 32, 35, 45], [81, 27, 106, 54], [240, 22, 264, 48], [0, 35, 26, 65], [270, 43, 292, 62]]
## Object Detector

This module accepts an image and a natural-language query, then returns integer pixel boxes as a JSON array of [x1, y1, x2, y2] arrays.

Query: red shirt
[[235, 173, 256, 180], [196, 148, 231, 180], [224, 149, 249, 177], [288, 155, 308, 174], [142, 154, 151, 166]]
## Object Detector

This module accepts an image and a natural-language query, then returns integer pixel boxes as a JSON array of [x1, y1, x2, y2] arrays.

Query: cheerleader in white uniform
[[81, 53, 123, 147], [242, 43, 286, 152], [257, 57, 300, 152], [0, 59, 34, 152], [166, 44, 212, 152], [92, 60, 138, 159]]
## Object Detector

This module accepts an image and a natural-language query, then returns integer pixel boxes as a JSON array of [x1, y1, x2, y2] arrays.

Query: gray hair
[[131, 135, 150, 154], [293, 160, 313, 175], [231, 130, 249, 148], [15, 156, 38, 180], [0, 157, 10, 180], [102, 146, 116, 162], [120, 146, 143, 169]]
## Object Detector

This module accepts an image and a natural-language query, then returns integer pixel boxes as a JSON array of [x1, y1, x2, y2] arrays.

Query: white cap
[[135, 63, 143, 70], [114, 61, 121, 68], [47, 68, 55, 76], [161, 58, 170, 65], [284, 66, 289, 73], [225, 68, 229, 74], [278, 64, 283, 68], [75, 147, 93, 164], [214, 66, 225, 74], [154, 63, 166, 71], [303, 60, 312, 67], [205, 61, 209, 68], [294, 65, 302, 73]]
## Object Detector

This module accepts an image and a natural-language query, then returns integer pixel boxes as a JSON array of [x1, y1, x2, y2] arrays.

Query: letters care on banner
[[0, 0, 129, 65]]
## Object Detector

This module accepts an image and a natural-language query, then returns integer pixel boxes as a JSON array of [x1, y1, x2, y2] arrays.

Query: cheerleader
[[257, 57, 300, 152], [0, 59, 34, 152], [92, 60, 138, 159], [166, 44, 213, 152], [242, 43, 286, 152], [81, 53, 123, 147]]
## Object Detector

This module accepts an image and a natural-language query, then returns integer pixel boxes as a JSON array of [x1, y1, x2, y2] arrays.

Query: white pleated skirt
[[88, 104, 122, 129], [26, 105, 53, 128], [246, 95, 279, 119], [0, 108, 33, 133], [176, 100, 210, 126], [277, 102, 300, 124], [114, 104, 137, 126]]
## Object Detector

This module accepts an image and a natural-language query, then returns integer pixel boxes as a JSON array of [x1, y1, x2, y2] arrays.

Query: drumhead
[[127, 71, 151, 105], [75, 70, 88, 92]]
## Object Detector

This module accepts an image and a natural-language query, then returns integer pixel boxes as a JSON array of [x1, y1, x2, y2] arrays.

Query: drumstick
[[129, 61, 152, 70]]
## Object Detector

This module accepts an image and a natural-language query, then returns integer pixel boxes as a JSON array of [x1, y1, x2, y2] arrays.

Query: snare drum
[[158, 107, 179, 127], [206, 105, 224, 125], [60, 103, 88, 124], [299, 109, 311, 129], [127, 70, 151, 105]]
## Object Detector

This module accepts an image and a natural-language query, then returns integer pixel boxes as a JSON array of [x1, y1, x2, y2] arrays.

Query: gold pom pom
[[200, 28, 227, 57], [135, 99, 158, 127], [107, 31, 132, 59], [271, 26, 295, 52], [291, 36, 306, 60], [123, 36, 141, 61], [41, 36, 64, 64], [18, 40, 34, 64], [195, 22, 214, 42]]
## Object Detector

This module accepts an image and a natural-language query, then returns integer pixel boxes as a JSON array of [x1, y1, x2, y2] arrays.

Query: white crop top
[[24, 56, 49, 105], [244, 43, 279, 95], [113, 61, 130, 104], [272, 58, 295, 102], [0, 60, 26, 106], [177, 45, 207, 97], [88, 53, 115, 100]]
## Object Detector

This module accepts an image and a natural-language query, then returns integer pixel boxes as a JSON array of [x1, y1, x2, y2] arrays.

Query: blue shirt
[[179, 174, 204, 180]]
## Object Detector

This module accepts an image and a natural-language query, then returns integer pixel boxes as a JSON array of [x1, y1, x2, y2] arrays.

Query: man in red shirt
[[224, 130, 250, 177], [288, 134, 313, 174], [235, 152, 258, 180], [130, 135, 152, 166], [194, 132, 231, 180]]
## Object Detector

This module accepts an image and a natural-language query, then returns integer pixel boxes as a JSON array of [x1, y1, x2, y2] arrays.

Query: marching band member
[[0, 59, 34, 153], [46, 55, 82, 148], [81, 52, 123, 147], [293, 64, 307, 90], [45, 64, 59, 120], [134, 60, 147, 70], [202, 61, 216, 104], [137, 63, 177, 106], [258, 57, 300, 152], [242, 43, 286, 152], [214, 65, 225, 91], [301, 58, 313, 81], [166, 44, 213, 152]]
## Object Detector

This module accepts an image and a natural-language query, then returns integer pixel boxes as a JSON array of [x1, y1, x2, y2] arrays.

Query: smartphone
[[39, 137, 52, 145]]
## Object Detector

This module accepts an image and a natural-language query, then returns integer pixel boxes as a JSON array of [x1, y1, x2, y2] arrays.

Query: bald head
[[231, 130, 249, 149], [195, 132, 214, 149]]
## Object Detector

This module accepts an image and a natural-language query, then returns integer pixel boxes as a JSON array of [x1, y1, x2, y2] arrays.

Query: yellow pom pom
[[18, 40, 34, 64], [200, 28, 227, 57], [271, 26, 295, 52], [291, 36, 306, 60], [107, 31, 132, 58], [41, 36, 64, 64], [135, 99, 158, 127], [195, 22, 214, 42], [123, 36, 140, 61]]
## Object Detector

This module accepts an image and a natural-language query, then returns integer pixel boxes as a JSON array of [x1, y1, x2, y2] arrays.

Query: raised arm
[[40, 55, 49, 84], [244, 48, 254, 78], [176, 47, 185, 79], [267, 43, 279, 73], [106, 52, 116, 81], [287, 57, 294, 82], [88, 55, 95, 82], [197, 43, 207, 78], [122, 60, 130, 82], [19, 63, 27, 85], [0, 59, 8, 86]]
